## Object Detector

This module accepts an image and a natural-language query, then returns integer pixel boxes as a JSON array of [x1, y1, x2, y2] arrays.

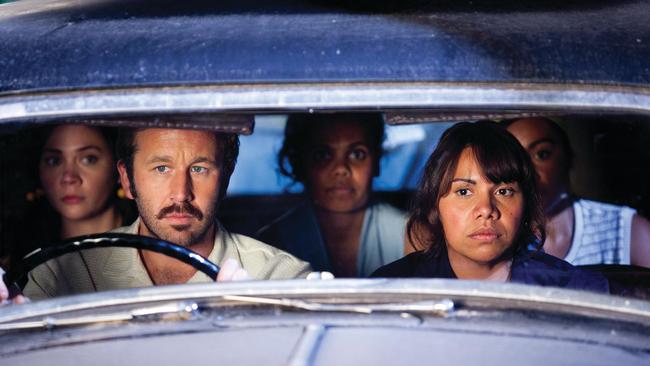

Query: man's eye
[[349, 149, 367, 161], [191, 166, 207, 174], [81, 155, 98, 165], [154, 166, 170, 173]]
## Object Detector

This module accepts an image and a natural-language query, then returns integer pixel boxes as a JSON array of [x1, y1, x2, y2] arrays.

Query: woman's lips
[[468, 228, 500, 241], [61, 195, 83, 204], [326, 186, 354, 196]]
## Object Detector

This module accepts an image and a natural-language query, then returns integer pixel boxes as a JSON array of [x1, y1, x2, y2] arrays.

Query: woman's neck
[[315, 207, 366, 277], [542, 204, 575, 259], [447, 249, 513, 282], [545, 191, 572, 217], [60, 204, 122, 239]]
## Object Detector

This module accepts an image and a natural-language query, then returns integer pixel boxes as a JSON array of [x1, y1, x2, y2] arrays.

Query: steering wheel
[[2, 233, 221, 298]]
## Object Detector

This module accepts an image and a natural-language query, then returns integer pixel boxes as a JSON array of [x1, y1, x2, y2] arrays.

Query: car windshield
[[0, 113, 648, 302]]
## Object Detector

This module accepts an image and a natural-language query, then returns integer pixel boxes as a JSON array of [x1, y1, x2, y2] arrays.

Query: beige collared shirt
[[24, 218, 311, 300]]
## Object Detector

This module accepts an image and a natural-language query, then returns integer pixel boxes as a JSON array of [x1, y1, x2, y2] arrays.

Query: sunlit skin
[[39, 125, 121, 238], [438, 148, 524, 280], [118, 129, 231, 284], [507, 118, 650, 267], [300, 120, 376, 277], [119, 129, 221, 248]]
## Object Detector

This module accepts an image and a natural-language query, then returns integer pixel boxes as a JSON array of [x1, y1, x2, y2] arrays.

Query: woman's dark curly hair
[[278, 113, 385, 183], [407, 120, 546, 257]]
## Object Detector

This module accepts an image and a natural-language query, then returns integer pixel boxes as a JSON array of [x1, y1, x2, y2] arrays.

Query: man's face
[[118, 129, 223, 247]]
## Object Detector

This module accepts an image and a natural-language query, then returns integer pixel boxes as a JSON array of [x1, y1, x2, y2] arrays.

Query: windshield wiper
[[220, 295, 455, 315], [0, 296, 454, 332]]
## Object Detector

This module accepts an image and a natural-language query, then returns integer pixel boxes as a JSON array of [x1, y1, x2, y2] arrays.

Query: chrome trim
[[0, 83, 649, 124], [0, 301, 199, 331], [0, 279, 648, 325]]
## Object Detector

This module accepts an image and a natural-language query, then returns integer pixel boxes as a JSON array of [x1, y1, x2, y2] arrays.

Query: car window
[[0, 115, 647, 300]]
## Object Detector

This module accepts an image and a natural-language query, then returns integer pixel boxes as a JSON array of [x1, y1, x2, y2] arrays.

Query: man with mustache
[[18, 128, 311, 300]]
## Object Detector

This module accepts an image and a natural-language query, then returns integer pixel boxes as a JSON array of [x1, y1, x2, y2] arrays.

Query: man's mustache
[[155, 202, 204, 221]]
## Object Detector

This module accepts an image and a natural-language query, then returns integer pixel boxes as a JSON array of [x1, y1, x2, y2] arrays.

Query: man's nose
[[170, 171, 194, 202], [474, 192, 499, 220]]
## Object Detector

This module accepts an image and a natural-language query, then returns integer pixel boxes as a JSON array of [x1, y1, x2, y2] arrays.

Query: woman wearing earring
[[16, 124, 135, 260], [505, 117, 650, 267], [372, 121, 607, 292]]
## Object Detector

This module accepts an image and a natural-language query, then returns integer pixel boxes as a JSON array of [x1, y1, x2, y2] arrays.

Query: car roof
[[0, 0, 649, 124], [2, 0, 650, 90]]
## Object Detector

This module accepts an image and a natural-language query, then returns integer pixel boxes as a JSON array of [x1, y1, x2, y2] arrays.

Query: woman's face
[[438, 148, 525, 265], [39, 125, 116, 221], [303, 120, 375, 213], [506, 118, 569, 210]]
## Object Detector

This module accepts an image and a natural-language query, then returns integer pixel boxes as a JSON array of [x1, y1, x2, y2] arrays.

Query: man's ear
[[117, 160, 135, 200]]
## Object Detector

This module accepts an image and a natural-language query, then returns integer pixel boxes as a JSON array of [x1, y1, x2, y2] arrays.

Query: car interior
[[1, 112, 649, 299]]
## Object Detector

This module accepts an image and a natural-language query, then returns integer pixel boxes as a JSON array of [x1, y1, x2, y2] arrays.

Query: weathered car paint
[[1, 0, 649, 93]]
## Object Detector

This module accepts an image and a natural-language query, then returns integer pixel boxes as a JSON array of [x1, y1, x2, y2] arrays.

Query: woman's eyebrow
[[450, 178, 475, 184], [76, 145, 102, 152], [348, 141, 369, 148], [528, 138, 555, 149], [43, 145, 102, 153]]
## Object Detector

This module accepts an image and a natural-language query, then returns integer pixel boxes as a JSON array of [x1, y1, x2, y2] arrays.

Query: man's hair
[[407, 120, 546, 257], [277, 113, 385, 183], [116, 128, 239, 199]]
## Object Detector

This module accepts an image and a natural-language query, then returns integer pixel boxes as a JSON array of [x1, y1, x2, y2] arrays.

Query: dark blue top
[[371, 248, 609, 293]]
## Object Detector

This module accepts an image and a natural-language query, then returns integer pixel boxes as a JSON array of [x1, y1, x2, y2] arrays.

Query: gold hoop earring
[[26, 188, 44, 202]]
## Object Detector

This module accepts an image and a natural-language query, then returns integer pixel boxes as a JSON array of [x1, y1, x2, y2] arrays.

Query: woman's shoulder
[[370, 201, 406, 218], [575, 198, 636, 217], [513, 251, 610, 293], [370, 251, 428, 278]]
